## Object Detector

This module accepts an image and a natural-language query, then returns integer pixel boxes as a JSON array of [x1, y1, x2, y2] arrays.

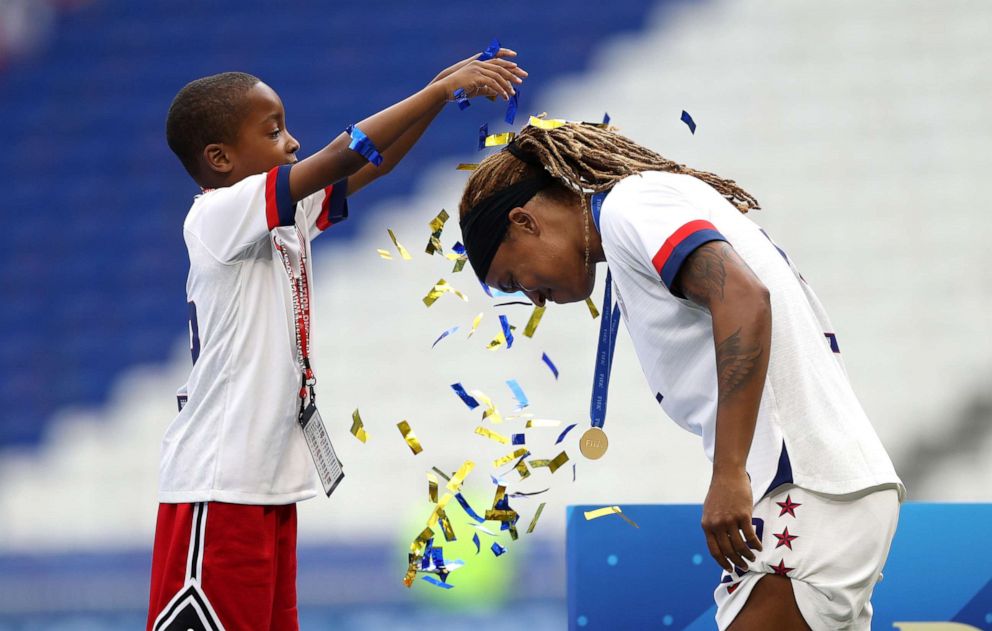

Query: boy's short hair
[[166, 72, 261, 181]]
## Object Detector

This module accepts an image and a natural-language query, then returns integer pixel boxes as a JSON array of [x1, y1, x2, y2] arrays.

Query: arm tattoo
[[715, 327, 763, 403], [676, 242, 759, 308], [677, 243, 727, 304]]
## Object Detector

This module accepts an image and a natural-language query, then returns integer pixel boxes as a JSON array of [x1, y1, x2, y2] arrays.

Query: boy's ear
[[202, 143, 234, 175]]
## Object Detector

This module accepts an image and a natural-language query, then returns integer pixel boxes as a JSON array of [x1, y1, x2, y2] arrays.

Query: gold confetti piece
[[427, 492, 454, 529], [485, 508, 517, 522], [377, 248, 393, 260], [397, 420, 423, 455], [428, 208, 450, 234], [548, 450, 570, 473], [438, 509, 456, 542], [474, 426, 510, 445], [387, 229, 412, 260], [425, 235, 443, 255], [494, 448, 529, 468], [422, 278, 469, 307], [456, 163, 479, 171], [403, 526, 435, 587], [466, 313, 484, 339], [585, 297, 600, 319], [427, 472, 439, 503], [424, 209, 450, 256], [527, 502, 547, 534], [472, 390, 503, 424], [431, 466, 451, 482], [486, 325, 517, 351], [523, 305, 546, 338], [583, 505, 640, 528], [484, 131, 516, 147], [446, 460, 475, 493], [486, 332, 506, 350], [526, 419, 563, 428], [515, 459, 531, 480], [452, 257, 467, 273], [529, 459, 551, 469], [351, 409, 369, 443], [529, 115, 567, 130]]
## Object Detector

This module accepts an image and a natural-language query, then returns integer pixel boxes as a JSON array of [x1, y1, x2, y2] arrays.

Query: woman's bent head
[[458, 123, 759, 306]]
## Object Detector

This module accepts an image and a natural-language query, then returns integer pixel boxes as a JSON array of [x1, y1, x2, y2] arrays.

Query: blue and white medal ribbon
[[581, 192, 620, 460]]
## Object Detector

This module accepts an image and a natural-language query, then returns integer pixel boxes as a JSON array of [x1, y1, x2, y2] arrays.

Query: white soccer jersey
[[598, 171, 903, 502], [160, 164, 348, 504]]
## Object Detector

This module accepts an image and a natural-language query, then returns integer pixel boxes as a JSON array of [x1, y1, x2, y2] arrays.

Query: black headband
[[460, 167, 553, 283]]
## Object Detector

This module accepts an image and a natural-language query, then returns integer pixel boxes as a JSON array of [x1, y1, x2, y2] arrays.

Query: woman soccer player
[[457, 123, 903, 630]]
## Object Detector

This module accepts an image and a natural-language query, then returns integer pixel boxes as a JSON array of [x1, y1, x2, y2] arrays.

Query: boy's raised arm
[[289, 51, 526, 202]]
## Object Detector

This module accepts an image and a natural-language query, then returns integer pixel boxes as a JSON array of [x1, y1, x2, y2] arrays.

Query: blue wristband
[[345, 124, 383, 166]]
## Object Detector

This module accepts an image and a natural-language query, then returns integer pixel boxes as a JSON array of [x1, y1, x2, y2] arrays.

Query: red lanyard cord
[[273, 227, 315, 404]]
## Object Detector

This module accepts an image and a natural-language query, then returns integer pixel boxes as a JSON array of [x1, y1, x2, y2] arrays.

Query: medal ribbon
[[589, 192, 621, 430], [273, 227, 315, 415]]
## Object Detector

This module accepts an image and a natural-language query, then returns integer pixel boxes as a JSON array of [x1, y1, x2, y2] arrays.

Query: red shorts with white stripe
[[146, 502, 299, 631]]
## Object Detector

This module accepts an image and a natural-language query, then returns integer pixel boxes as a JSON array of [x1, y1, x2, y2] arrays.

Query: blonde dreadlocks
[[459, 122, 760, 220]]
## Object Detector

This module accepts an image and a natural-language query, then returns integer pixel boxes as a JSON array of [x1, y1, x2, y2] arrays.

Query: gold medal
[[579, 427, 609, 460]]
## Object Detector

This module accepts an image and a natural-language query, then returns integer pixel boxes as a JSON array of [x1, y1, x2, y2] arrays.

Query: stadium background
[[1, 0, 990, 628]]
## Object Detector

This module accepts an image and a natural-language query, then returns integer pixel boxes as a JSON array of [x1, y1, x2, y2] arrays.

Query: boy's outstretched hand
[[431, 48, 527, 102]]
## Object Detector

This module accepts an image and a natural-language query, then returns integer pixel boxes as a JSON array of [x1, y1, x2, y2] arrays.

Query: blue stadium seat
[[0, 0, 662, 447]]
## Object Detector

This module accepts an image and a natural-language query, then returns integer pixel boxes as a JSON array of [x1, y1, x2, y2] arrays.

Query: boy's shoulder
[[183, 171, 268, 230]]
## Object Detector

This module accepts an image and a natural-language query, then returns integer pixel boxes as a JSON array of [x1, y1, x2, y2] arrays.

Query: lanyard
[[273, 227, 316, 413], [589, 192, 621, 430]]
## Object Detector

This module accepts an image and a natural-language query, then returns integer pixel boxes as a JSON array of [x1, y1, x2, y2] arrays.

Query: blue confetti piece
[[572, 463, 576, 481], [422, 575, 454, 589], [512, 433, 525, 445], [479, 279, 493, 297], [542, 352, 559, 380], [491, 542, 507, 557], [555, 423, 578, 445], [478, 37, 501, 61], [451, 383, 480, 409], [473, 533, 481, 554], [454, 88, 470, 110], [505, 379, 529, 409], [505, 89, 519, 124], [603, 112, 611, 125], [499, 314, 514, 349], [478, 123, 489, 151], [453, 242, 466, 255], [345, 124, 383, 166], [432, 326, 460, 349], [455, 493, 486, 523], [680, 110, 696, 134]]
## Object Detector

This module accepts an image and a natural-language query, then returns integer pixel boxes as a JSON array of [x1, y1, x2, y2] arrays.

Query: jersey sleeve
[[185, 165, 299, 262], [602, 173, 728, 298], [299, 178, 349, 241]]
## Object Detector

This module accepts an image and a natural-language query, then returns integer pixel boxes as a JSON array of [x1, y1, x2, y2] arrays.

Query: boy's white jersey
[[160, 164, 347, 504], [598, 171, 903, 502]]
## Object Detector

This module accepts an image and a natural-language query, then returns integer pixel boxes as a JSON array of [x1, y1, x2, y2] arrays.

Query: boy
[[458, 123, 903, 630], [148, 50, 526, 630]]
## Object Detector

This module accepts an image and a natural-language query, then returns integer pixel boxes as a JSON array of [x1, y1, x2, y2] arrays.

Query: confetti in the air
[[523, 305, 545, 338], [432, 326, 460, 349], [541, 352, 559, 380], [681, 109, 697, 134], [350, 409, 369, 443], [555, 423, 577, 445], [527, 502, 547, 534], [397, 420, 424, 455], [451, 383, 480, 409], [387, 229, 412, 260], [584, 505, 640, 528], [585, 297, 600, 319], [505, 379, 529, 409]]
